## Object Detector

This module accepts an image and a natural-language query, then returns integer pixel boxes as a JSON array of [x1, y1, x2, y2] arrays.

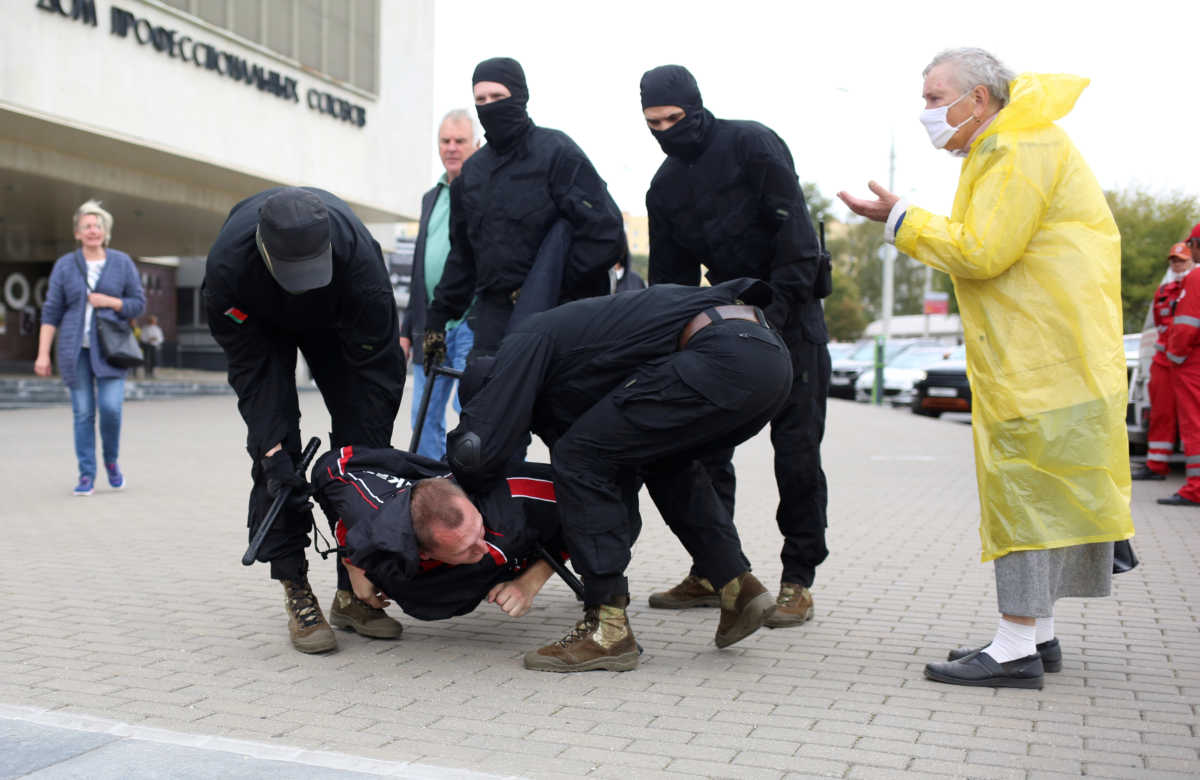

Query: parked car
[[855, 345, 961, 406], [827, 342, 858, 364], [911, 347, 971, 417], [1125, 328, 1156, 453], [829, 338, 941, 399]]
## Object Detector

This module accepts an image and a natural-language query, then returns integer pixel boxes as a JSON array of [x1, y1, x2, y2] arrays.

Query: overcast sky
[[430, 0, 1198, 221]]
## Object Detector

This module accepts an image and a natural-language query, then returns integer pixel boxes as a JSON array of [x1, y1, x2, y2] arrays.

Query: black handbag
[[75, 252, 144, 369], [1113, 539, 1139, 574]]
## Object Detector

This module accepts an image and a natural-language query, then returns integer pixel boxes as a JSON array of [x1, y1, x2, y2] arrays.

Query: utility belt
[[678, 304, 769, 350], [479, 287, 521, 306]]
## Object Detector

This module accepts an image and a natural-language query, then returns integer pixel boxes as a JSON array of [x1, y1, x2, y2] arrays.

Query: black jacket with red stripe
[[311, 446, 565, 620]]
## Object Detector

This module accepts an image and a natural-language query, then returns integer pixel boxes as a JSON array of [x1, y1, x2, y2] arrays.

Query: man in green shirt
[[401, 109, 479, 459]]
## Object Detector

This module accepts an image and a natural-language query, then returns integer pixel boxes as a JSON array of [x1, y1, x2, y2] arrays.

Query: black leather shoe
[[1157, 493, 1200, 506], [1130, 465, 1166, 481], [947, 638, 1062, 672], [925, 652, 1044, 689]]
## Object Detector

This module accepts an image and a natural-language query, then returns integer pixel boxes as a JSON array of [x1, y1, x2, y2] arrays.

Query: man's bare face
[[425, 497, 488, 565], [439, 118, 475, 179]]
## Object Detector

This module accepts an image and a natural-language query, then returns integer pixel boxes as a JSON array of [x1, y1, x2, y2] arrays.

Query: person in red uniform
[[1133, 242, 1195, 480], [1159, 232, 1200, 505]]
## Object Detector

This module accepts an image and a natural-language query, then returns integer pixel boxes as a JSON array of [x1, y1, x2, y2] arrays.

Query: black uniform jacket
[[426, 124, 624, 332], [312, 446, 566, 621], [646, 118, 828, 343], [203, 187, 401, 457], [400, 181, 444, 364], [449, 278, 774, 485]]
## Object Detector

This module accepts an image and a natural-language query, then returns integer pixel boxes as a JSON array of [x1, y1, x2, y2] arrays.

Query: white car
[[830, 338, 940, 399], [855, 345, 963, 406]]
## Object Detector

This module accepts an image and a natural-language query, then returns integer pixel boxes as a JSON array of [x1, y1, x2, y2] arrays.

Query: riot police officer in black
[[423, 57, 624, 370], [446, 280, 794, 672], [204, 187, 406, 654], [640, 65, 832, 628]]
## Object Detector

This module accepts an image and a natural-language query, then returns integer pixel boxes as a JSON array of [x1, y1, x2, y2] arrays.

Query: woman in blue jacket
[[35, 200, 146, 495]]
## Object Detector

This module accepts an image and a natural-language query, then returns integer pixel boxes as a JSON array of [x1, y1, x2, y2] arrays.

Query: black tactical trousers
[[771, 337, 831, 587], [249, 330, 404, 589], [549, 319, 793, 606], [694, 332, 830, 587]]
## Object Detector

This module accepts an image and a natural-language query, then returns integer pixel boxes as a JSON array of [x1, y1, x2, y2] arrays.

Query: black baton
[[536, 543, 584, 601], [409, 364, 464, 452], [242, 436, 321, 566]]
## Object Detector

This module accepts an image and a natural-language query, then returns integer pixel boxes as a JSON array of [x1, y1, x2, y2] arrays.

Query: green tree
[[826, 217, 957, 322], [802, 182, 834, 228], [824, 266, 868, 340], [1106, 188, 1199, 333]]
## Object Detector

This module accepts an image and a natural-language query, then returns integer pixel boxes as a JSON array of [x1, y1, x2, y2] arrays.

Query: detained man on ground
[[311, 446, 577, 623]]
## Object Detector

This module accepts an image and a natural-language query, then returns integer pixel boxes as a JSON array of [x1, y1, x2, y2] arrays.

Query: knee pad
[[447, 431, 482, 472]]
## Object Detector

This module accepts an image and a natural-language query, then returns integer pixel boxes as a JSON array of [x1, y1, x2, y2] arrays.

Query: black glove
[[422, 329, 446, 377], [261, 450, 312, 512]]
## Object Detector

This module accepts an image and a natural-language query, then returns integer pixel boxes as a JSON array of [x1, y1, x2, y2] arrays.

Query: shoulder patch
[[224, 307, 248, 324]]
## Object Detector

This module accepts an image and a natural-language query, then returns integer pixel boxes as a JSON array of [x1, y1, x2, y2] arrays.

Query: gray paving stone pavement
[[1, 388, 1197, 778]]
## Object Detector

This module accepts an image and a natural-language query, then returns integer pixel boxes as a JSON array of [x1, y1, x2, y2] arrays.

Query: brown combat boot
[[281, 577, 337, 654], [524, 597, 639, 672], [329, 589, 403, 639], [714, 571, 774, 648], [648, 574, 720, 609], [764, 582, 814, 628]]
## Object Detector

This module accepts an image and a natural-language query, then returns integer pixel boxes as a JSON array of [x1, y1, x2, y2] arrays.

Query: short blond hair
[[74, 199, 113, 245], [410, 477, 470, 551]]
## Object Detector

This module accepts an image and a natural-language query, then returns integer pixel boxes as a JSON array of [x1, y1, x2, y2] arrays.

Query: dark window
[[177, 286, 196, 326]]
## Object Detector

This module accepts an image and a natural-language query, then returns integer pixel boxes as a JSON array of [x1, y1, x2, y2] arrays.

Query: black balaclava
[[472, 57, 533, 153], [640, 65, 715, 161]]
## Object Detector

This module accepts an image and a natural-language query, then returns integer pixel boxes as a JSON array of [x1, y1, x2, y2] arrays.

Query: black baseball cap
[[255, 188, 333, 293]]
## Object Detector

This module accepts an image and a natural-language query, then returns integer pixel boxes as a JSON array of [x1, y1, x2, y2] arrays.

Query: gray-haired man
[[401, 109, 480, 460]]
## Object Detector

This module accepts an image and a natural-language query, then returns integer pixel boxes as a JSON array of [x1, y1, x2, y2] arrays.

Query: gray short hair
[[439, 108, 477, 140], [923, 48, 1016, 107], [73, 199, 113, 245]]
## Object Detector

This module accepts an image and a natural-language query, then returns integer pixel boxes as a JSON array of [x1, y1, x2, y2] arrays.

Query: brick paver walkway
[[1, 391, 1196, 778]]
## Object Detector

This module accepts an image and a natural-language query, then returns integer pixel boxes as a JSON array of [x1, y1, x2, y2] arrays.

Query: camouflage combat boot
[[648, 574, 720, 609], [714, 571, 774, 648], [764, 582, 814, 628], [524, 596, 639, 672], [329, 589, 403, 639], [281, 577, 337, 654]]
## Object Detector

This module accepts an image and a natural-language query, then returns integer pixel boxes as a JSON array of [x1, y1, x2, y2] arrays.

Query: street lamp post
[[874, 134, 896, 406]]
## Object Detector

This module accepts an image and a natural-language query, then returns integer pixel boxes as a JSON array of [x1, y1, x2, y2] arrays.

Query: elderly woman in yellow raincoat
[[840, 47, 1134, 690]]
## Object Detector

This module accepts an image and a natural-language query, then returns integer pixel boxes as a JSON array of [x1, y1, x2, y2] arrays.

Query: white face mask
[[920, 90, 974, 150], [1169, 266, 1193, 283]]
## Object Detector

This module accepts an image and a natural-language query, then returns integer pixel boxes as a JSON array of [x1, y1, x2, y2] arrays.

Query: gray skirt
[[994, 542, 1114, 617]]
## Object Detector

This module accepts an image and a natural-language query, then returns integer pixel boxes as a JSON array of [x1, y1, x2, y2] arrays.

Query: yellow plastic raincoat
[[895, 72, 1134, 562]]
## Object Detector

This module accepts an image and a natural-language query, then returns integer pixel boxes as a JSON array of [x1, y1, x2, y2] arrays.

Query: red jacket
[[1165, 270, 1200, 370], [1153, 275, 1188, 367]]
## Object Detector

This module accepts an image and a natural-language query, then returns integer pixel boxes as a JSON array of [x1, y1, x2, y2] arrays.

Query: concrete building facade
[[1, 0, 434, 367]]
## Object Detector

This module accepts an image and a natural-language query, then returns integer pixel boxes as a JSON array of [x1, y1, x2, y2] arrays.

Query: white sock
[[981, 618, 1037, 663], [1035, 617, 1055, 645]]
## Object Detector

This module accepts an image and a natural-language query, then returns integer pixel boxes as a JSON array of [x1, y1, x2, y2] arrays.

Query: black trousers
[[549, 320, 793, 606], [771, 337, 830, 587], [249, 330, 405, 588], [697, 331, 830, 587]]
